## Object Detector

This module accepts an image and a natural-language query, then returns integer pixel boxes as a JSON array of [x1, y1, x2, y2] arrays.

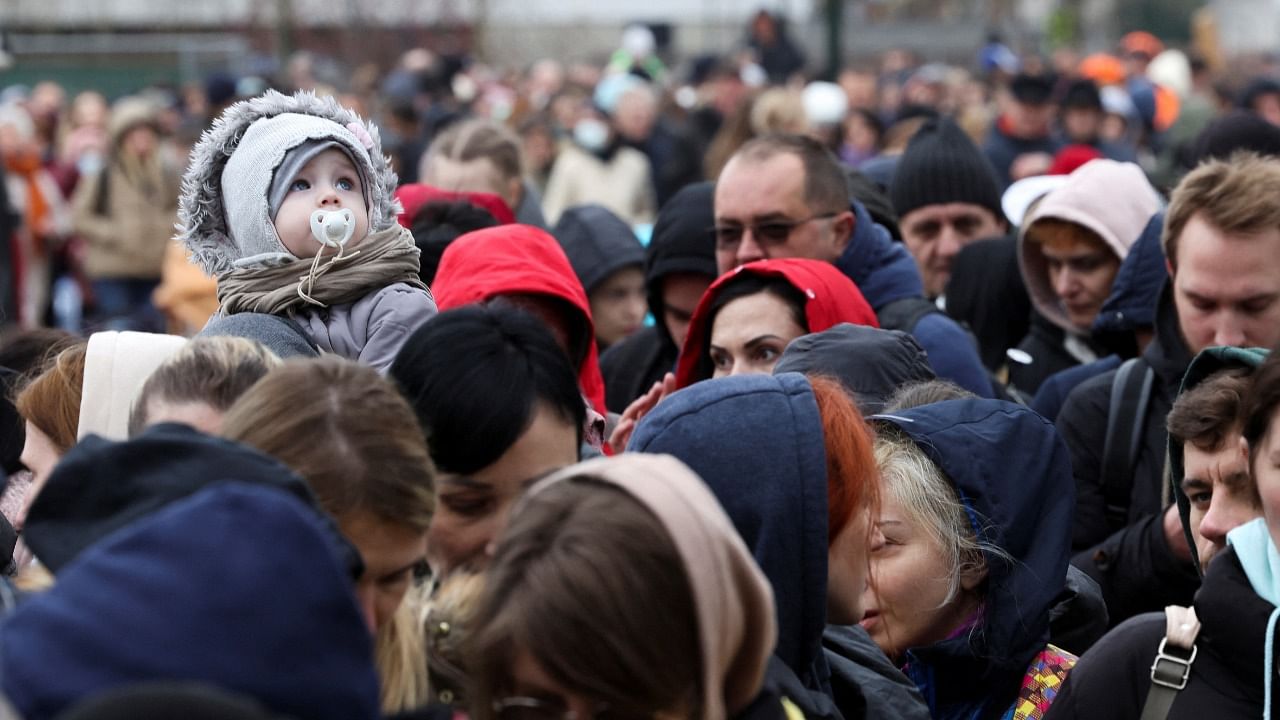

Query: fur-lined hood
[[176, 90, 400, 277]]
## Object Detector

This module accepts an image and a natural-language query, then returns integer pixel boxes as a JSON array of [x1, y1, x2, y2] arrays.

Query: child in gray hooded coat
[[177, 90, 435, 372]]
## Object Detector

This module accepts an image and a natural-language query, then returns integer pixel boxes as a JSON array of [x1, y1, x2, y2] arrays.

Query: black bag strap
[[1101, 357, 1156, 531], [1139, 606, 1200, 720]]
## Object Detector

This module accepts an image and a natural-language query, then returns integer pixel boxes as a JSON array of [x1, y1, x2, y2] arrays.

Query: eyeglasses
[[713, 212, 839, 251], [493, 697, 647, 720]]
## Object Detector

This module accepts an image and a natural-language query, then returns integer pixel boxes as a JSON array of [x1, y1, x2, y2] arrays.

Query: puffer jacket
[[71, 97, 180, 279]]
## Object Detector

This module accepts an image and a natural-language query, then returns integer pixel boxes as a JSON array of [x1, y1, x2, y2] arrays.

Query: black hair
[[408, 200, 500, 285], [688, 273, 808, 382], [390, 304, 586, 475]]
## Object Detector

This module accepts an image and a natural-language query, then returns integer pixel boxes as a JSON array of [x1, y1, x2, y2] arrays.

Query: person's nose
[[1053, 268, 1079, 301], [318, 186, 342, 207], [1213, 314, 1247, 348], [936, 224, 963, 263], [736, 230, 766, 266]]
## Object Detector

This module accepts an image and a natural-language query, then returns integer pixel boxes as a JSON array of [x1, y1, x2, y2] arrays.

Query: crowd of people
[[1, 9, 1280, 719]]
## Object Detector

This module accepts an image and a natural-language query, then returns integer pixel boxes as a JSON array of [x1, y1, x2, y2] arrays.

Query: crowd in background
[[1, 6, 1280, 720]]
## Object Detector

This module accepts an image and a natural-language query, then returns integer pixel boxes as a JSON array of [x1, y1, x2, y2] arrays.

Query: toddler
[[177, 90, 435, 372]]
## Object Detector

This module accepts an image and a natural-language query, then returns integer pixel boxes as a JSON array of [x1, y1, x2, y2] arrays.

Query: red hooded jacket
[[675, 258, 879, 388], [432, 224, 608, 415]]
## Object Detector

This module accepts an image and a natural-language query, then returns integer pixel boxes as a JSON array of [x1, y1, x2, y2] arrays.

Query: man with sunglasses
[[714, 134, 994, 397]]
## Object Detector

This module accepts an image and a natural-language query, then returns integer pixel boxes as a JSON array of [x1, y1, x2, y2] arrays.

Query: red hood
[[394, 183, 517, 227], [433, 224, 607, 415], [675, 259, 879, 388]]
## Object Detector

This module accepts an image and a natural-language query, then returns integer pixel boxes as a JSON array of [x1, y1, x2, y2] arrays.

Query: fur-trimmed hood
[[176, 90, 401, 277]]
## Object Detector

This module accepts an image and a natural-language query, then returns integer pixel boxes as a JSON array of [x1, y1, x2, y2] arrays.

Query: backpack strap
[[1139, 606, 1201, 720], [1101, 357, 1156, 531]]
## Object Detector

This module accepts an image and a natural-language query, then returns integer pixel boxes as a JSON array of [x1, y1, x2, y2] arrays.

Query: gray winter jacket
[[293, 282, 435, 373]]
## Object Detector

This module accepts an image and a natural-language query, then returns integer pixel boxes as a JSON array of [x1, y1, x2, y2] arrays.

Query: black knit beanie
[[888, 117, 1005, 223]]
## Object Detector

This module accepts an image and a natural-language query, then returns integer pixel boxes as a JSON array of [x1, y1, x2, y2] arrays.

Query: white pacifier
[[310, 208, 356, 249]]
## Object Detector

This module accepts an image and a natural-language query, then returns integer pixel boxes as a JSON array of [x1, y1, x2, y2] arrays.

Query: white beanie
[[77, 331, 188, 441], [220, 112, 376, 268]]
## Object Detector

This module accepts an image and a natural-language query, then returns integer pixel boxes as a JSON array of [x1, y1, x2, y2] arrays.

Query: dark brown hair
[[15, 343, 87, 453], [221, 357, 435, 531], [1244, 347, 1280, 477], [730, 133, 850, 215], [469, 478, 701, 720], [1168, 367, 1252, 452]]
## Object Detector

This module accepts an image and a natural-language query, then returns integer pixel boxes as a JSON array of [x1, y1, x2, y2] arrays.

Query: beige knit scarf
[[217, 224, 428, 316]]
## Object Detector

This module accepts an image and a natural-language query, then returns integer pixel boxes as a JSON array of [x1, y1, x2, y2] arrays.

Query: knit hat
[[889, 117, 1004, 223], [266, 139, 363, 220], [178, 90, 401, 276], [221, 114, 375, 267], [1191, 110, 1280, 165]]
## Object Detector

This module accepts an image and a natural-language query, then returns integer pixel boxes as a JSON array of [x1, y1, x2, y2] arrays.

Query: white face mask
[[573, 119, 610, 153]]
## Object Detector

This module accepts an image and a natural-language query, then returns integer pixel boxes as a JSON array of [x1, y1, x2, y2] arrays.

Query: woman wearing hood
[[629, 372, 930, 720], [865, 399, 1076, 720], [470, 453, 782, 720], [1011, 159, 1160, 394], [431, 224, 608, 421], [675, 258, 878, 388]]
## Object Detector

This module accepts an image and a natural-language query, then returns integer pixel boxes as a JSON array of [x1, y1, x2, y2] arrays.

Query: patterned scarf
[[216, 224, 427, 316]]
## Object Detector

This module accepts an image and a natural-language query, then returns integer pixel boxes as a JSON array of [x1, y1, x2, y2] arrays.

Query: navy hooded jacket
[[834, 201, 993, 398], [553, 204, 645, 296], [1031, 211, 1168, 421], [873, 399, 1075, 720], [0, 483, 380, 720], [629, 373, 831, 694]]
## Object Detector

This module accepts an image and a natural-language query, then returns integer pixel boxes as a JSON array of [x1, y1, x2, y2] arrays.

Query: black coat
[[1055, 282, 1199, 625], [1008, 313, 1099, 396], [1045, 547, 1280, 720], [944, 235, 1031, 373], [599, 182, 717, 413]]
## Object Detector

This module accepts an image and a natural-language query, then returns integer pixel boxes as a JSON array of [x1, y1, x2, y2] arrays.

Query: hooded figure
[[77, 331, 187, 441], [599, 181, 718, 412], [675, 259, 878, 389], [629, 373, 931, 720], [0, 483, 380, 720], [1044, 348, 1275, 720], [553, 205, 646, 350], [1011, 160, 1160, 394], [773, 323, 936, 415], [431, 224, 608, 416], [1031, 211, 1169, 421], [523, 454, 780, 720], [872, 399, 1075, 720], [176, 90, 435, 372]]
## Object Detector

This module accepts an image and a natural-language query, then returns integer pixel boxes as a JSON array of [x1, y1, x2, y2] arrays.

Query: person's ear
[[958, 560, 988, 592], [1166, 258, 1175, 278], [831, 210, 856, 256], [506, 176, 524, 209], [1240, 434, 1253, 465]]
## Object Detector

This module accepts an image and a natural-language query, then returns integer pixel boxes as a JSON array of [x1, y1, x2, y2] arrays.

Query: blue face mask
[[1227, 517, 1280, 719], [573, 119, 610, 153]]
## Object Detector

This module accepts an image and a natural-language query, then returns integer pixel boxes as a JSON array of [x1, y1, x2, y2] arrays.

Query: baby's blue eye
[[290, 179, 310, 192], [337, 177, 355, 191]]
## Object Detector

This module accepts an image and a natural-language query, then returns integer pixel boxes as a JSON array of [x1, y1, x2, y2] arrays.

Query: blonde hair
[[377, 583, 432, 712], [1165, 152, 1280, 268], [749, 88, 807, 136], [128, 336, 281, 436], [873, 430, 1002, 606]]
